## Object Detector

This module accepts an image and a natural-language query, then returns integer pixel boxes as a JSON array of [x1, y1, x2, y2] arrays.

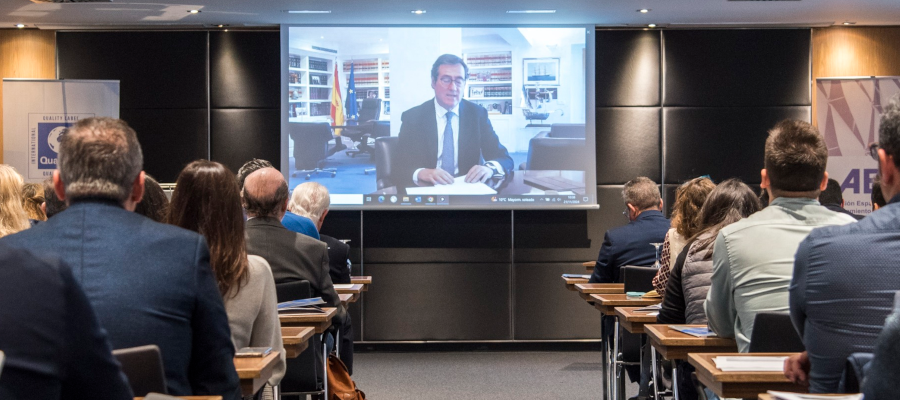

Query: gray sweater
[[224, 255, 285, 386]]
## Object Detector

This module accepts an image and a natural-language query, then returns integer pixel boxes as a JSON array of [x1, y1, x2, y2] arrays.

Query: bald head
[[242, 167, 289, 218]]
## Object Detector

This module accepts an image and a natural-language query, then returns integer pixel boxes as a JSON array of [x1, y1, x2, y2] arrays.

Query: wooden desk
[[234, 351, 280, 396], [689, 352, 806, 399], [350, 276, 372, 286], [575, 283, 625, 302], [758, 394, 853, 400], [136, 398, 221, 400], [645, 324, 738, 360], [281, 326, 315, 358], [334, 284, 364, 295], [562, 275, 589, 291], [583, 261, 595, 272], [614, 307, 659, 334], [339, 293, 357, 306], [591, 294, 660, 315], [279, 307, 336, 333]]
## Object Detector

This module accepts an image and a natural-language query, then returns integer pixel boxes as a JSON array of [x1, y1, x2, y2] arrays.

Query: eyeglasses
[[438, 76, 466, 87], [868, 142, 880, 161]]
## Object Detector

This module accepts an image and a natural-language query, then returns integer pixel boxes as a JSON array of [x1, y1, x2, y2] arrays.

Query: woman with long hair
[[0, 165, 32, 237], [651, 177, 716, 296], [166, 160, 284, 392], [21, 182, 47, 223]]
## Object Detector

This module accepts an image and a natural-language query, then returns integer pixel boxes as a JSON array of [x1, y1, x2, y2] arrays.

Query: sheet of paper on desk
[[712, 356, 788, 372], [562, 274, 590, 279], [334, 284, 354, 289], [767, 391, 862, 400], [405, 176, 498, 195]]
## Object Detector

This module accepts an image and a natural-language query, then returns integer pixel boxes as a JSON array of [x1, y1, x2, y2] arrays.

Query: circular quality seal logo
[[47, 126, 66, 153]]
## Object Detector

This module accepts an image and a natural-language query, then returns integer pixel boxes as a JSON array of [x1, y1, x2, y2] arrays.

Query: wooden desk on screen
[[234, 352, 280, 396], [575, 283, 625, 302], [583, 261, 595, 272], [591, 294, 660, 314], [279, 307, 336, 333], [281, 326, 315, 358], [335, 284, 364, 295], [614, 307, 659, 334], [688, 352, 806, 399], [562, 275, 589, 291]]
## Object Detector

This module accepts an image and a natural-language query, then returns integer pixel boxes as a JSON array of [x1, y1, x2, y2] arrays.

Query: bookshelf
[[342, 57, 390, 118], [463, 51, 513, 117], [288, 51, 335, 123]]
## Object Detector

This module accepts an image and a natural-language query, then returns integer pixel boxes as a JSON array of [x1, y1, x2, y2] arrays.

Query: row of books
[[342, 60, 389, 73], [347, 76, 382, 86], [467, 53, 512, 67], [310, 103, 331, 116], [468, 70, 511, 82], [309, 88, 330, 100], [308, 58, 329, 72], [470, 86, 512, 98]]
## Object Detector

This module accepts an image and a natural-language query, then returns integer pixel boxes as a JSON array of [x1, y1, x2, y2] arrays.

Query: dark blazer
[[395, 98, 513, 187], [790, 194, 900, 393], [589, 210, 670, 283], [320, 234, 351, 285], [0, 242, 133, 399], [245, 216, 347, 325], [1, 199, 239, 400], [822, 203, 864, 220]]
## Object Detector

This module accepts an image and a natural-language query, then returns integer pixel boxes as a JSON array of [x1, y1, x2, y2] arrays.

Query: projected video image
[[285, 26, 592, 208]]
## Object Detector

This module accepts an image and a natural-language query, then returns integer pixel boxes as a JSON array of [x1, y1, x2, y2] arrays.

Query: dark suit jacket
[[395, 99, 513, 187], [822, 203, 864, 220], [1, 199, 239, 400], [244, 216, 347, 325], [790, 194, 900, 393], [0, 242, 133, 400], [320, 234, 351, 285], [589, 210, 670, 283]]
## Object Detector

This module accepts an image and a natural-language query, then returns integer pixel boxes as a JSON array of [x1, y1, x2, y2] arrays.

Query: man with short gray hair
[[2, 117, 240, 399], [589, 176, 669, 283]]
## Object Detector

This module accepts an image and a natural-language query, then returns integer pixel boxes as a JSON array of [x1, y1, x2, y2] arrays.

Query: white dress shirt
[[412, 99, 460, 182]]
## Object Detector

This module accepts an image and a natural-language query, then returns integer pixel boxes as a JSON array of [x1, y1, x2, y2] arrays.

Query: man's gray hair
[[58, 117, 143, 203], [289, 182, 330, 223], [622, 176, 661, 210]]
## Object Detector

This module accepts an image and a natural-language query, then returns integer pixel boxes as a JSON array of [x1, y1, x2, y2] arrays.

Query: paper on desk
[[712, 356, 788, 372], [334, 284, 355, 289], [405, 176, 497, 195], [767, 391, 862, 400]]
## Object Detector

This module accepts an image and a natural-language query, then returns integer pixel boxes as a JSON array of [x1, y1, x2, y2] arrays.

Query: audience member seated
[[21, 182, 47, 224], [0, 117, 240, 399], [818, 178, 863, 220], [0, 165, 31, 237], [41, 178, 67, 218], [652, 177, 715, 296], [0, 241, 133, 399], [134, 175, 169, 223], [862, 292, 900, 400], [237, 158, 273, 190], [167, 160, 285, 393], [288, 182, 355, 373], [588, 176, 669, 284], [282, 182, 321, 240], [705, 120, 857, 353], [872, 177, 886, 211], [784, 97, 900, 393]]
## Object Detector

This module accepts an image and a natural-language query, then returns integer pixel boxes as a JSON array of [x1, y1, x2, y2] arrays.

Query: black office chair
[[841, 352, 873, 393], [276, 280, 312, 303], [344, 98, 383, 158], [288, 122, 338, 180], [748, 312, 805, 353], [520, 123, 588, 170], [621, 265, 657, 292], [276, 280, 324, 399], [373, 136, 399, 190], [112, 345, 168, 397]]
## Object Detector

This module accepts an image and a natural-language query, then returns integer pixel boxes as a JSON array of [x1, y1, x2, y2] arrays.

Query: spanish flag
[[330, 63, 344, 128]]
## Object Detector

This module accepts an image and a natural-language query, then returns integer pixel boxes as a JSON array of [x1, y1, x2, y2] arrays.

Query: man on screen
[[396, 54, 514, 187]]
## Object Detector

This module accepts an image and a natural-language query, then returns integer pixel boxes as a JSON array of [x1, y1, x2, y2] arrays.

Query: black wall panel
[[119, 108, 208, 182], [664, 106, 811, 184], [595, 30, 661, 107], [663, 30, 811, 107], [514, 262, 602, 339], [363, 263, 511, 341], [320, 210, 362, 264], [363, 211, 511, 249], [210, 109, 281, 175], [210, 32, 280, 109], [57, 32, 208, 109], [596, 107, 661, 184]]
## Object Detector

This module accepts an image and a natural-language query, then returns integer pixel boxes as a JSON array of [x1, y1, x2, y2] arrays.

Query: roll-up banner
[[816, 77, 900, 216], [2, 79, 119, 182]]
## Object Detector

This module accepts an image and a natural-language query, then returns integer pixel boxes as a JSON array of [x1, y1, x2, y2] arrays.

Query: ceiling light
[[843, 21, 856, 25], [638, 9, 650, 13], [15, 24, 25, 28], [506, 10, 556, 14], [648, 24, 657, 28], [187, 9, 200, 14], [286, 10, 332, 14], [411, 10, 426, 14]]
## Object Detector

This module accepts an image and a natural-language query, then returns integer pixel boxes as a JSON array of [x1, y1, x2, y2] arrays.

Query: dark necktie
[[440, 111, 455, 175]]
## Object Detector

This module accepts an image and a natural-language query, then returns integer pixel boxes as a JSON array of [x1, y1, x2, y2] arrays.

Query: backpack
[[327, 354, 366, 400]]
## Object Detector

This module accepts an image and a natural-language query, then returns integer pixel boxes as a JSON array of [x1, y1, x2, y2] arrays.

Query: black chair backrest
[[525, 135, 588, 170], [548, 123, 586, 138], [276, 280, 312, 303], [289, 122, 333, 170], [748, 312, 805, 353], [622, 265, 657, 292], [841, 352, 873, 393], [112, 345, 167, 396], [371, 120, 390, 138], [359, 98, 382, 122], [373, 136, 399, 189]]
